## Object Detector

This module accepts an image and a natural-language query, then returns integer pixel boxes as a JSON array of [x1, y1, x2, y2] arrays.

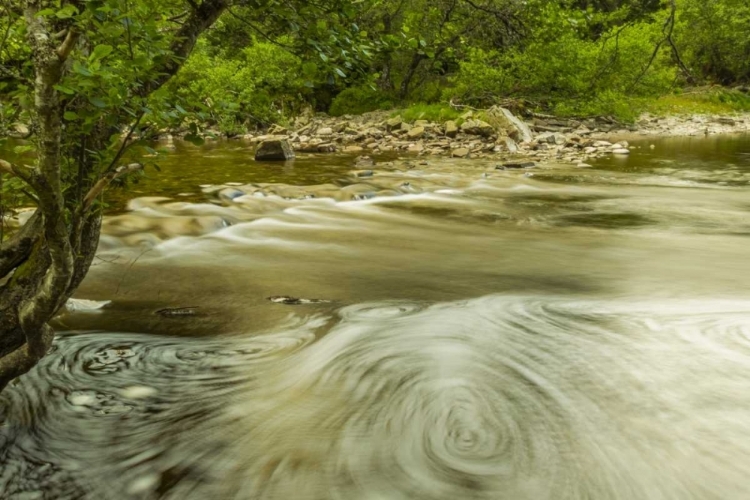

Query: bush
[[167, 39, 310, 131], [329, 85, 395, 116], [399, 103, 461, 122], [443, 9, 676, 121]]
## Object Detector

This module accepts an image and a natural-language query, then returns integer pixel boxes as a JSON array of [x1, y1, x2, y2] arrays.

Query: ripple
[[3, 297, 750, 499]]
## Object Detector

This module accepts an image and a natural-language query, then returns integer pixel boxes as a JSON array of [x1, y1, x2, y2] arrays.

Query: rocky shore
[[208, 107, 750, 168]]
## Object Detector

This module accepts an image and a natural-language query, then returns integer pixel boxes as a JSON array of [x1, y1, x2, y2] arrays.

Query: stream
[[2, 133, 750, 499]]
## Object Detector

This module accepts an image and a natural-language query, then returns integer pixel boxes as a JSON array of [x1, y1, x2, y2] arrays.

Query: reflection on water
[[2, 134, 750, 499]]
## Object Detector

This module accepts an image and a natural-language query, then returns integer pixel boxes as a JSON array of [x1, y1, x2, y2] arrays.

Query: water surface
[[2, 133, 750, 499]]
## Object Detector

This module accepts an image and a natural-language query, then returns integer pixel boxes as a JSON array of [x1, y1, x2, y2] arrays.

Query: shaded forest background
[[2, 0, 750, 133], [166, 0, 750, 132]]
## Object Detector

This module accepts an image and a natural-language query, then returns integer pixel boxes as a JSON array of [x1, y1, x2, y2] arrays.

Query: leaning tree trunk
[[0, 0, 228, 393], [0, 213, 100, 393]]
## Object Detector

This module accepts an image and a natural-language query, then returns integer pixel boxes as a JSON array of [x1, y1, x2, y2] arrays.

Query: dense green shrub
[[444, 11, 676, 119], [168, 40, 311, 131], [329, 85, 395, 116]]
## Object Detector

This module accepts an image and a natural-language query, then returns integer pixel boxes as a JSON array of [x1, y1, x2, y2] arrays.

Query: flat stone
[[451, 147, 470, 158], [612, 148, 630, 155], [255, 140, 295, 161], [317, 127, 333, 136]]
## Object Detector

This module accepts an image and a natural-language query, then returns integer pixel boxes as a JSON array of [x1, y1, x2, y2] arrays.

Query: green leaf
[[319, 52, 328, 62], [54, 84, 76, 95], [89, 97, 107, 108], [63, 111, 79, 120], [90, 44, 114, 61], [334, 67, 346, 77]]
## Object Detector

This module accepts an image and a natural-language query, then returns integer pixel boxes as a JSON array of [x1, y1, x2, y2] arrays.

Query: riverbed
[[2, 133, 750, 499]]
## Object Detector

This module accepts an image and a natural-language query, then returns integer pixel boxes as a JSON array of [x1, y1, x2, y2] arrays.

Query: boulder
[[317, 127, 334, 136], [444, 120, 459, 138], [385, 117, 402, 130], [451, 147, 470, 158], [407, 126, 425, 139], [344, 145, 364, 153], [255, 139, 295, 161], [612, 148, 630, 155], [460, 119, 494, 137], [491, 107, 533, 143]]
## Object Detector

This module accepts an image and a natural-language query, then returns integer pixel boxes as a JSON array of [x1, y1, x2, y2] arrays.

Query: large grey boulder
[[255, 139, 295, 161]]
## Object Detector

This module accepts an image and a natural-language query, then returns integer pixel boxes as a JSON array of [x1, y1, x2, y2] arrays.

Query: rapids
[[2, 133, 750, 499]]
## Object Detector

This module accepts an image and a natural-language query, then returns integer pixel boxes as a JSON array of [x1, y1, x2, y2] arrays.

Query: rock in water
[[156, 307, 199, 317], [354, 155, 375, 167], [65, 299, 112, 312], [255, 140, 295, 161], [268, 296, 330, 305]]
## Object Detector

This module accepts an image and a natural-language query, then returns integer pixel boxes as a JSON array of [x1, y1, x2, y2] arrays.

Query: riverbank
[[181, 107, 750, 170]]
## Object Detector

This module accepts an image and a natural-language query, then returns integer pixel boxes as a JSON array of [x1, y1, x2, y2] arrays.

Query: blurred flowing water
[[2, 134, 750, 499]]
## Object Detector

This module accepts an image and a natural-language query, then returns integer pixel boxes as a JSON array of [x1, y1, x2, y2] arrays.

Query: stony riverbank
[[179, 107, 750, 169]]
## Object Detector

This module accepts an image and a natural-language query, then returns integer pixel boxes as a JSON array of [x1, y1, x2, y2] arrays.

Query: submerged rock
[[255, 139, 295, 161], [268, 296, 330, 305], [354, 155, 375, 167], [498, 161, 536, 169], [156, 307, 199, 317]]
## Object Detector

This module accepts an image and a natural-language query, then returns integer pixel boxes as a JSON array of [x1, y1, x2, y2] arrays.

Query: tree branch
[[55, 28, 78, 60], [139, 0, 230, 96], [83, 163, 143, 210]]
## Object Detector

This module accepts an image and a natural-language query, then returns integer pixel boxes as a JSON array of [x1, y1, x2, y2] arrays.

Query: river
[[2, 133, 750, 499]]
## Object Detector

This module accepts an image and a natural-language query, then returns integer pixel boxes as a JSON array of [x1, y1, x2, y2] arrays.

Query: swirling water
[[2, 134, 750, 499]]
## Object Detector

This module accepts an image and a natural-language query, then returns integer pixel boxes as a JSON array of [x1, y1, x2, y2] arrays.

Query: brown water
[[2, 134, 750, 499]]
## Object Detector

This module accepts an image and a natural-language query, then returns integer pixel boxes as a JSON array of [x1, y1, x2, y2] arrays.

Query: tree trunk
[[0, 0, 228, 394], [399, 52, 427, 100]]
